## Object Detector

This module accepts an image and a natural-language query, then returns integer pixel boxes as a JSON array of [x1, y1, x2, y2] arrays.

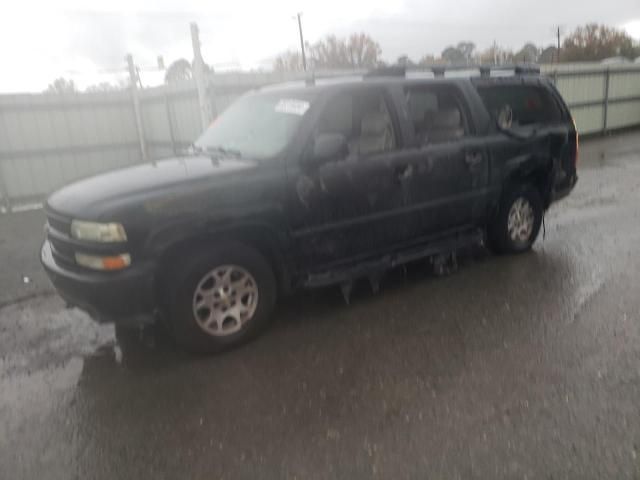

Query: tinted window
[[315, 89, 397, 160], [476, 85, 562, 126], [404, 87, 467, 144], [317, 92, 353, 137]]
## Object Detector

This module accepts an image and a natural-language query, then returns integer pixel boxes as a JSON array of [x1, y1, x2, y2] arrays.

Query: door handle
[[394, 164, 413, 181], [465, 152, 483, 167]]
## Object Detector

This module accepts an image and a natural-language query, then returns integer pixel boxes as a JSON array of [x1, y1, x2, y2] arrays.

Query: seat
[[349, 112, 394, 156], [423, 108, 464, 144]]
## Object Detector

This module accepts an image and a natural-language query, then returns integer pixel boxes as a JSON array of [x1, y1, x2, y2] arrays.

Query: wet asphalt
[[2, 132, 640, 479]]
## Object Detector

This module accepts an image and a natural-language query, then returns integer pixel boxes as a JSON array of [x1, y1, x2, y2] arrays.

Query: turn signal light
[[75, 253, 131, 271]]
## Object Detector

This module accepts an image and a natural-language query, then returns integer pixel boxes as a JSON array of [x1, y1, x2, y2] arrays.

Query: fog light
[[75, 253, 131, 271]]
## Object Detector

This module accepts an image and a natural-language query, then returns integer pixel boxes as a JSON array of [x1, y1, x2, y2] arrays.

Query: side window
[[404, 87, 467, 145], [317, 92, 353, 138], [315, 89, 397, 161], [477, 85, 562, 127]]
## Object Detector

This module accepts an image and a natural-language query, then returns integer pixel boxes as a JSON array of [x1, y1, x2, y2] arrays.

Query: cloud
[[336, 0, 640, 60], [1, 0, 639, 92]]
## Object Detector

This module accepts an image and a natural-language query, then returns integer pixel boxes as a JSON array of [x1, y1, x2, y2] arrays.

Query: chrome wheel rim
[[192, 265, 259, 337], [507, 197, 535, 243]]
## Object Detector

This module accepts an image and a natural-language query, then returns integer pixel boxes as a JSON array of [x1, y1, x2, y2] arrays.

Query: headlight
[[70, 220, 127, 242]]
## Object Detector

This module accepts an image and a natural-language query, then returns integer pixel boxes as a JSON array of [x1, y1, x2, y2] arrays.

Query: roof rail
[[365, 66, 406, 78], [365, 63, 540, 78], [426, 63, 540, 78]]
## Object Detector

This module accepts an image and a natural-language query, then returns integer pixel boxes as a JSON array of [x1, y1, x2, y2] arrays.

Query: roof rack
[[298, 63, 540, 88], [366, 63, 540, 78], [364, 66, 407, 78]]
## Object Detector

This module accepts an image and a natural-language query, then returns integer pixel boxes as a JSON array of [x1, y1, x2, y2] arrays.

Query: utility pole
[[296, 12, 307, 71], [126, 54, 148, 162], [555, 26, 563, 63], [190, 22, 213, 131]]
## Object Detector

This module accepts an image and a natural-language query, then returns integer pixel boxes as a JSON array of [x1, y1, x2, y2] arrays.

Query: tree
[[274, 50, 304, 72], [514, 43, 540, 63], [308, 35, 351, 69], [418, 54, 446, 66], [441, 46, 466, 64], [273, 33, 381, 71], [165, 58, 192, 84], [85, 80, 127, 93], [476, 45, 514, 65], [45, 78, 77, 94], [562, 24, 640, 61], [346, 33, 382, 68], [395, 55, 416, 67], [538, 46, 558, 64], [441, 42, 475, 64], [456, 42, 476, 62]]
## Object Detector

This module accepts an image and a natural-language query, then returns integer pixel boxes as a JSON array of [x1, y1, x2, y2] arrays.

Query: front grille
[[46, 211, 78, 270], [46, 213, 71, 236], [49, 237, 76, 268]]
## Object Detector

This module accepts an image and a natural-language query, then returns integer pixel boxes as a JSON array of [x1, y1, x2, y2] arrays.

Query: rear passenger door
[[397, 83, 490, 236]]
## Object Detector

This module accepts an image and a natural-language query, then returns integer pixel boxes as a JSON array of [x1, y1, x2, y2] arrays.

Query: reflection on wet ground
[[2, 133, 640, 479]]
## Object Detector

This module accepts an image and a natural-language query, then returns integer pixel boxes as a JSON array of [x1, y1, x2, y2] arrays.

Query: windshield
[[194, 93, 313, 160]]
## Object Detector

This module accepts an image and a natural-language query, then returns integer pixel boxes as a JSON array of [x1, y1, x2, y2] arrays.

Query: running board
[[304, 228, 483, 288]]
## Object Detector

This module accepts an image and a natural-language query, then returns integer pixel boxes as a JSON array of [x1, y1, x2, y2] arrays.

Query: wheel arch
[[153, 223, 293, 311], [508, 167, 551, 202], [495, 156, 554, 216]]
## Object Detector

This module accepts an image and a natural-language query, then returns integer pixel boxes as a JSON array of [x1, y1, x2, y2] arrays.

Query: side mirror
[[310, 133, 347, 164]]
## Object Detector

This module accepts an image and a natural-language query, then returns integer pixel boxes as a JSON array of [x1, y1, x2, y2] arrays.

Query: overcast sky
[[1, 0, 639, 93]]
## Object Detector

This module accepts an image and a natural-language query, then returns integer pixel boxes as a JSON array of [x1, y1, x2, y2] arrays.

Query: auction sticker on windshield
[[275, 98, 310, 116]]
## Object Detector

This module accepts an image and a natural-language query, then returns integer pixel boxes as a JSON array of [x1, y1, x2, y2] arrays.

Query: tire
[[487, 184, 543, 254], [165, 242, 277, 353]]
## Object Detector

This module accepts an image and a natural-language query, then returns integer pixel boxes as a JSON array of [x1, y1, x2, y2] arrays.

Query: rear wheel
[[488, 184, 543, 254], [166, 243, 277, 353]]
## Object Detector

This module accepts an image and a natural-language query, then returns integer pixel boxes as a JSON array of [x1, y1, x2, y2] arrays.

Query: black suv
[[41, 66, 578, 352]]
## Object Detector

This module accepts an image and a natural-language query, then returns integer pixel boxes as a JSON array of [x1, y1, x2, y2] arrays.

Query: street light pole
[[296, 12, 307, 71]]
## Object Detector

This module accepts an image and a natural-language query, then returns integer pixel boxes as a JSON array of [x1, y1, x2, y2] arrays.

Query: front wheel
[[488, 184, 543, 254], [166, 243, 277, 353]]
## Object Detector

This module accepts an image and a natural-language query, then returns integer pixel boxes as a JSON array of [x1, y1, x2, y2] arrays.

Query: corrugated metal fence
[[543, 64, 640, 134], [1, 65, 639, 209]]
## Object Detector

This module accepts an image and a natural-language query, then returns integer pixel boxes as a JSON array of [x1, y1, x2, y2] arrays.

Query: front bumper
[[41, 240, 156, 325]]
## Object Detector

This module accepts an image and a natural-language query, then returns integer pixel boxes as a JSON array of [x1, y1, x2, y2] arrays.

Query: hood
[[47, 155, 257, 218]]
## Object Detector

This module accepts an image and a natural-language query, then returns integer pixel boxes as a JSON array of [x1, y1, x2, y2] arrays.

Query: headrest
[[361, 112, 389, 135], [424, 108, 461, 129]]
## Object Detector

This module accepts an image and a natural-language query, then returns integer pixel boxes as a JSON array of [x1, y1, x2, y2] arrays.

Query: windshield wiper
[[204, 145, 243, 159], [186, 144, 242, 159]]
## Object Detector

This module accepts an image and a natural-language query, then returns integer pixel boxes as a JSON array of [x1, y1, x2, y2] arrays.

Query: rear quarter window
[[476, 85, 562, 126]]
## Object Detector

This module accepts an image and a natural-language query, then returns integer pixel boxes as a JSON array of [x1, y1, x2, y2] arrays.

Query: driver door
[[286, 86, 413, 270]]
